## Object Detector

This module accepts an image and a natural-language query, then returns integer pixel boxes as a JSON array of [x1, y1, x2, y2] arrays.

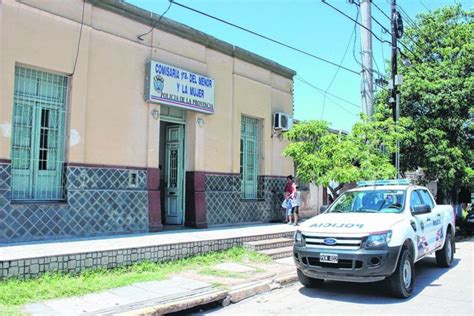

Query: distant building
[[0, 0, 296, 242]]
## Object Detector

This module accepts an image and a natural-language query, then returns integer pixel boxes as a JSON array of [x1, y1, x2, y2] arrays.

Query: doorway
[[159, 120, 186, 225]]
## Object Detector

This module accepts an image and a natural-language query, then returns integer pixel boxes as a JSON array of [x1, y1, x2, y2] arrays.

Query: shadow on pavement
[[298, 256, 460, 304]]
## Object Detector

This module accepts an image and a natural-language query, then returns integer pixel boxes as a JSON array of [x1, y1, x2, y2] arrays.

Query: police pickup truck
[[293, 180, 455, 298]]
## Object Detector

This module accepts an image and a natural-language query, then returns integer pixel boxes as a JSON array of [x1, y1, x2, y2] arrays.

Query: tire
[[387, 248, 414, 298], [436, 231, 454, 267], [297, 269, 324, 288]]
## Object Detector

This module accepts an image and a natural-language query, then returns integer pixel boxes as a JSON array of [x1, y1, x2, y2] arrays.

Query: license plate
[[320, 253, 338, 263]]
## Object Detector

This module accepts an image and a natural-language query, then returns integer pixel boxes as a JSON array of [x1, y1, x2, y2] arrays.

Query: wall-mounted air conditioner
[[273, 112, 293, 131]]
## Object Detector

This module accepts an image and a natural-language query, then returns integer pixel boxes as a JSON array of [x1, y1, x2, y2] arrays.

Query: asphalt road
[[201, 238, 473, 315]]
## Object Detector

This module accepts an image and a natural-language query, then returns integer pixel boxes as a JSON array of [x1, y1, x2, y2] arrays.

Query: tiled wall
[[205, 174, 286, 225], [0, 163, 148, 243]]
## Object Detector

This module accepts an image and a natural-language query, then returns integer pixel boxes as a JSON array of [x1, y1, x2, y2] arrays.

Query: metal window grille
[[10, 66, 68, 201], [240, 116, 260, 199]]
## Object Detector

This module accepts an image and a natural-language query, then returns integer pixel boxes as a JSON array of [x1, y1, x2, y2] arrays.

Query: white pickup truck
[[293, 180, 455, 298]]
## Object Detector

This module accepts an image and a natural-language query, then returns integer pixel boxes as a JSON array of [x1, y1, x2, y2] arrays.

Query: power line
[[172, 0, 360, 75], [372, 0, 391, 20], [322, 0, 391, 45], [297, 76, 359, 116], [295, 76, 360, 110], [137, 0, 173, 40], [419, 0, 431, 12], [321, 9, 360, 118], [71, 0, 86, 76]]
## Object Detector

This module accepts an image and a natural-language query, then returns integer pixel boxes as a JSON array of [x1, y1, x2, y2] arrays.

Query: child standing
[[283, 175, 295, 223], [290, 185, 301, 225]]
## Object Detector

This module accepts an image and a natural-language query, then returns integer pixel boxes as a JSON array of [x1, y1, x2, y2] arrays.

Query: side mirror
[[412, 204, 431, 215], [320, 205, 328, 213]]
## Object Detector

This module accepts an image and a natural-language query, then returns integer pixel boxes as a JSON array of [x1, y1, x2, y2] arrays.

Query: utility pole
[[360, 0, 374, 116], [390, 0, 400, 177]]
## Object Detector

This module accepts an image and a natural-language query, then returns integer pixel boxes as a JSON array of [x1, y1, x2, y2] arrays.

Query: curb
[[117, 290, 228, 316], [228, 271, 297, 303], [117, 271, 298, 315]]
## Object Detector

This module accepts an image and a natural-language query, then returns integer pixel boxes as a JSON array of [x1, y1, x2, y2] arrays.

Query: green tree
[[283, 107, 411, 198], [392, 5, 473, 203]]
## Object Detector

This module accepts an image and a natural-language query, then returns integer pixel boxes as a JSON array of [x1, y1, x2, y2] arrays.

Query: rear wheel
[[387, 248, 414, 298], [297, 269, 324, 288], [436, 231, 454, 267]]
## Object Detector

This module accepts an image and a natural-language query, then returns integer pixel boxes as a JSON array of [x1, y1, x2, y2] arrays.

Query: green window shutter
[[240, 116, 260, 199], [11, 66, 68, 201]]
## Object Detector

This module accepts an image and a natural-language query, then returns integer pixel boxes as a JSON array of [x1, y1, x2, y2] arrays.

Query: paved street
[[202, 238, 473, 315]]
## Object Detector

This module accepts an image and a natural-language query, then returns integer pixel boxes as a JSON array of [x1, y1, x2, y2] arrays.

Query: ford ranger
[[293, 179, 455, 298]]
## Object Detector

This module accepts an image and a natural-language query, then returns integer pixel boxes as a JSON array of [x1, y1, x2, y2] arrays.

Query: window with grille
[[10, 66, 68, 201], [240, 116, 261, 199]]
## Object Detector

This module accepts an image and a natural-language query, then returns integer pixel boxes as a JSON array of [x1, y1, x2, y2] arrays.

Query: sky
[[127, 0, 470, 131]]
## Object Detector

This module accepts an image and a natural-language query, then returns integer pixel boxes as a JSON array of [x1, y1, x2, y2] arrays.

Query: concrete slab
[[43, 292, 124, 315], [167, 276, 212, 291], [213, 262, 257, 273], [22, 303, 59, 316], [108, 285, 159, 302], [274, 257, 295, 266], [134, 280, 188, 296]]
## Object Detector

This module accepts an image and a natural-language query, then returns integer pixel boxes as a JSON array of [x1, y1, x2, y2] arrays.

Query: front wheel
[[436, 231, 454, 267], [387, 248, 414, 298], [297, 269, 324, 288]]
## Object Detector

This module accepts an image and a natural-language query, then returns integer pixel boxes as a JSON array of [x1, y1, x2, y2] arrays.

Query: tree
[[391, 5, 473, 203], [283, 107, 411, 199]]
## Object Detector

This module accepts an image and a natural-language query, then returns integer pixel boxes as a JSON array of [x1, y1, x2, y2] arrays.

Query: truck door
[[410, 189, 432, 259], [419, 189, 443, 251]]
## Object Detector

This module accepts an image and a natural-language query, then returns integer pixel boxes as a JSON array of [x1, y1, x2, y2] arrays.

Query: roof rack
[[356, 179, 411, 187]]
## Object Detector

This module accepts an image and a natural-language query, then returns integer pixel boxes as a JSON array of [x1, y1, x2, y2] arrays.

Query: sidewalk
[[22, 257, 297, 315], [1, 223, 296, 280]]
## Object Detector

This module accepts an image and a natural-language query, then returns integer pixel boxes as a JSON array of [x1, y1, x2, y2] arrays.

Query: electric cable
[[137, 0, 173, 40], [372, 0, 391, 20], [172, 0, 360, 75], [321, 9, 360, 119], [296, 76, 360, 110], [322, 0, 391, 45], [297, 76, 360, 117], [71, 0, 86, 76], [419, 0, 431, 12]]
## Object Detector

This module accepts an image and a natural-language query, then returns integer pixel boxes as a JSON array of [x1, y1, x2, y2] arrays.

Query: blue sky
[[127, 0, 470, 131]]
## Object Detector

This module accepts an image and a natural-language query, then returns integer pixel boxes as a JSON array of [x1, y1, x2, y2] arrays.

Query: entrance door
[[165, 125, 184, 224]]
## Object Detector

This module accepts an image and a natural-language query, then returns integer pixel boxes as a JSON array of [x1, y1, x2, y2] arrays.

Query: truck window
[[419, 190, 435, 209], [328, 189, 406, 213], [410, 190, 423, 210]]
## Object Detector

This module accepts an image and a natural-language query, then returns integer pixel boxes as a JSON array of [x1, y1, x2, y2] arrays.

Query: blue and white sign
[[145, 60, 215, 114]]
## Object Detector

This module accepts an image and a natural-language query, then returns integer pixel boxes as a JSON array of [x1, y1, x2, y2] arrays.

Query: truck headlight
[[365, 231, 392, 248], [294, 230, 304, 246]]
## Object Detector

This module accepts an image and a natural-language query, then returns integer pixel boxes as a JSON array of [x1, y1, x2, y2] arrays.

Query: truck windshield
[[328, 189, 406, 214]]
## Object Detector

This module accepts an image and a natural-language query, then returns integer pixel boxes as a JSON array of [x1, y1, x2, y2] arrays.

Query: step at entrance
[[243, 237, 294, 260], [259, 246, 294, 260]]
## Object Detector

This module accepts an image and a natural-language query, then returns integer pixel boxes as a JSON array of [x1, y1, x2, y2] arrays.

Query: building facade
[[0, 0, 296, 243]]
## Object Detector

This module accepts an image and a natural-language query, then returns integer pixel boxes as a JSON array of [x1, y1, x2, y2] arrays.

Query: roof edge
[[87, 0, 297, 79]]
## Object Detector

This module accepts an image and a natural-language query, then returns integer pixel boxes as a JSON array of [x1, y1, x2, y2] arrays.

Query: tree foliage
[[387, 5, 473, 202], [283, 107, 412, 197]]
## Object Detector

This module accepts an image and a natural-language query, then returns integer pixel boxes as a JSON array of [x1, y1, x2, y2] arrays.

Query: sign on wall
[[145, 60, 215, 114]]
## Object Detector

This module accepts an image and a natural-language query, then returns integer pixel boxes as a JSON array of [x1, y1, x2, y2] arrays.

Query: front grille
[[302, 233, 363, 250], [307, 257, 363, 269]]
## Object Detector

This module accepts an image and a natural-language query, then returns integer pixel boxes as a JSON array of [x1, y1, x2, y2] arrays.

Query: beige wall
[[0, 0, 294, 176]]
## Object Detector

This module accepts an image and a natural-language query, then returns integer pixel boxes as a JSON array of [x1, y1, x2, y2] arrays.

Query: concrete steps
[[244, 236, 294, 260], [258, 246, 294, 260], [243, 238, 294, 251]]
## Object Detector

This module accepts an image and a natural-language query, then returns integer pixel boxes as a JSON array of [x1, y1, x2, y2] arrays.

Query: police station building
[[0, 0, 296, 242]]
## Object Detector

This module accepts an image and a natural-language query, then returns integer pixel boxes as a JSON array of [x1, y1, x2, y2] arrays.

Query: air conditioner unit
[[273, 112, 293, 131]]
